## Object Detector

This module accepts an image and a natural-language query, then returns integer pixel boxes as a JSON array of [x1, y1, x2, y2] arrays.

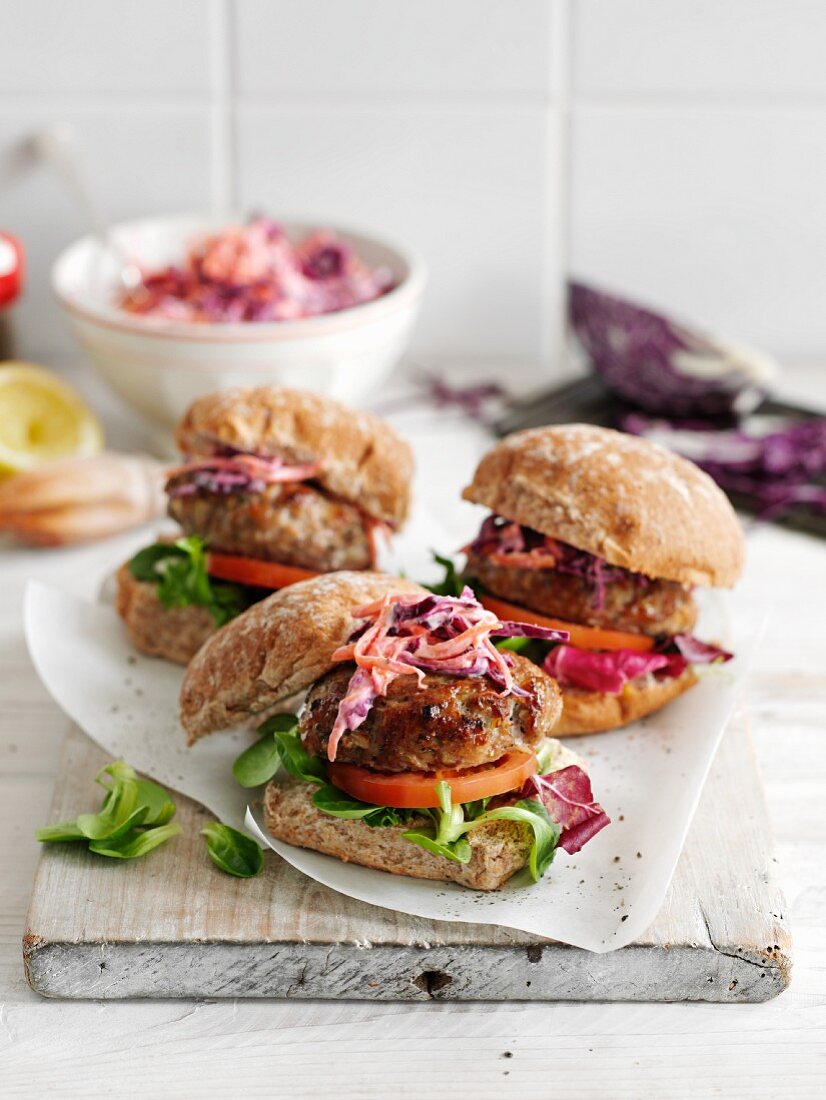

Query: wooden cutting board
[[23, 718, 790, 1002]]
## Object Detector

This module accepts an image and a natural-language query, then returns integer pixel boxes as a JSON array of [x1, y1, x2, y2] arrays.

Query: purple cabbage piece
[[544, 646, 672, 694], [569, 281, 772, 417], [669, 634, 732, 666], [493, 621, 570, 641], [543, 634, 731, 694], [302, 241, 349, 280], [522, 766, 611, 854], [376, 585, 566, 645]]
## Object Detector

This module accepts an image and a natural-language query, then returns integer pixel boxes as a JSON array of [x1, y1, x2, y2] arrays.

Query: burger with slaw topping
[[180, 572, 610, 891], [460, 424, 744, 735], [116, 387, 412, 664]]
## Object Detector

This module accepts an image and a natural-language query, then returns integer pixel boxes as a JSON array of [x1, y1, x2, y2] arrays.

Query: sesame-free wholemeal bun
[[263, 774, 532, 891], [462, 424, 744, 588], [115, 564, 216, 665], [175, 385, 414, 528], [180, 571, 426, 743]]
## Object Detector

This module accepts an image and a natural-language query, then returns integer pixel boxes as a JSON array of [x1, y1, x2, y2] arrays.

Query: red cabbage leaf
[[521, 765, 610, 854]]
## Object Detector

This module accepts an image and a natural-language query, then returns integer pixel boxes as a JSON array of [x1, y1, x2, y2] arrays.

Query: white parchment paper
[[24, 571, 757, 953]]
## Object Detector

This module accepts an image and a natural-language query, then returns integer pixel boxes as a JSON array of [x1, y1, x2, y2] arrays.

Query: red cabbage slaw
[[165, 452, 323, 498], [326, 588, 569, 761], [119, 217, 395, 324], [464, 515, 650, 610], [544, 634, 732, 695], [520, 765, 610, 854]]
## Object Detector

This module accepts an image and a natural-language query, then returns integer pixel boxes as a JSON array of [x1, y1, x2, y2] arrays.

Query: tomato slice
[[478, 593, 654, 653], [328, 751, 538, 809], [207, 552, 318, 591]]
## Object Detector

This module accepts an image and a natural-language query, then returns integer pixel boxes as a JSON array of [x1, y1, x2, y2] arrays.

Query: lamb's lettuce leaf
[[128, 536, 253, 627], [201, 822, 263, 878], [36, 760, 180, 861]]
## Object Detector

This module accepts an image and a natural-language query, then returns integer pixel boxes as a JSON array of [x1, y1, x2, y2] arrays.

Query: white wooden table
[[1, 363, 825, 1098]]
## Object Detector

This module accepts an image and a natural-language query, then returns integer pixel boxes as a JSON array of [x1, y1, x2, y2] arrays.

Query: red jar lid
[[0, 233, 23, 308]]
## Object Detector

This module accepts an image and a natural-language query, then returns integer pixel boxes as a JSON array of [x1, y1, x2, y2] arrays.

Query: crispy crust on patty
[[465, 551, 697, 637], [462, 424, 744, 588], [168, 480, 373, 571], [115, 563, 216, 665], [553, 668, 698, 736], [300, 654, 563, 771], [175, 385, 413, 527], [263, 774, 532, 890]]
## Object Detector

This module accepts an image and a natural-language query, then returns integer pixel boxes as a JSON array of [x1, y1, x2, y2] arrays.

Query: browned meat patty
[[300, 654, 562, 772], [465, 551, 697, 637], [167, 481, 372, 571]]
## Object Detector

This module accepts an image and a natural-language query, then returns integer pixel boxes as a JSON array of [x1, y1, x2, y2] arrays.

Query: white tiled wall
[[2, 0, 826, 370]]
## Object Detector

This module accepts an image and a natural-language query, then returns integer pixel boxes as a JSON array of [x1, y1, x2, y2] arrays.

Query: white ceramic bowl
[[52, 214, 426, 427]]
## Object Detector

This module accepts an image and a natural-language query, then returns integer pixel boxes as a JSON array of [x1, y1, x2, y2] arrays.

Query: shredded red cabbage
[[520, 765, 611, 854], [464, 515, 650, 610], [544, 634, 732, 694], [621, 412, 826, 518], [165, 451, 322, 498], [569, 281, 771, 417], [119, 217, 394, 324], [326, 588, 569, 760]]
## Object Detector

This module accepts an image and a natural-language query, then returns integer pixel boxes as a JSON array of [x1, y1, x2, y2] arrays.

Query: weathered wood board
[[24, 719, 791, 1002]]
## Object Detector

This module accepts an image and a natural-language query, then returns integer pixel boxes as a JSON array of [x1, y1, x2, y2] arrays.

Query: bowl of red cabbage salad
[[117, 216, 395, 325]]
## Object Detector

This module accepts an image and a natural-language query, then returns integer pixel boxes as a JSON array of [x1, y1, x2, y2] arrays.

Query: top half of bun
[[180, 571, 426, 744], [462, 424, 744, 588], [174, 386, 413, 527]]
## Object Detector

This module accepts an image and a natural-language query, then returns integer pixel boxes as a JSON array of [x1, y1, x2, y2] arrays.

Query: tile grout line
[[541, 0, 572, 374], [2, 91, 826, 111], [208, 0, 236, 213]]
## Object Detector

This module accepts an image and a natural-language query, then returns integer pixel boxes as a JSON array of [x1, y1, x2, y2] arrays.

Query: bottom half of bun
[[263, 775, 532, 891], [115, 563, 217, 666], [553, 668, 698, 737]]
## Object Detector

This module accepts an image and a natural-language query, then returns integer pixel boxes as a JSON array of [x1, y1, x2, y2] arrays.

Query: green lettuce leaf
[[273, 726, 327, 785], [134, 778, 177, 826], [35, 759, 180, 862], [35, 820, 87, 843], [201, 823, 264, 878], [470, 799, 560, 880], [307, 761, 561, 880], [425, 551, 464, 597], [128, 536, 253, 628], [402, 832, 472, 864], [232, 734, 282, 788], [311, 785, 414, 828], [89, 824, 182, 859]]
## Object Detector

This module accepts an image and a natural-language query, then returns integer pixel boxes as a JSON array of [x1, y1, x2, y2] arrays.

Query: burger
[[180, 571, 609, 891], [460, 424, 744, 735], [117, 386, 413, 664]]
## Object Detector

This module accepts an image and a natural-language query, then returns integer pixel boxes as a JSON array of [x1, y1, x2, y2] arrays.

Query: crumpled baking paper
[[24, 566, 756, 953]]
